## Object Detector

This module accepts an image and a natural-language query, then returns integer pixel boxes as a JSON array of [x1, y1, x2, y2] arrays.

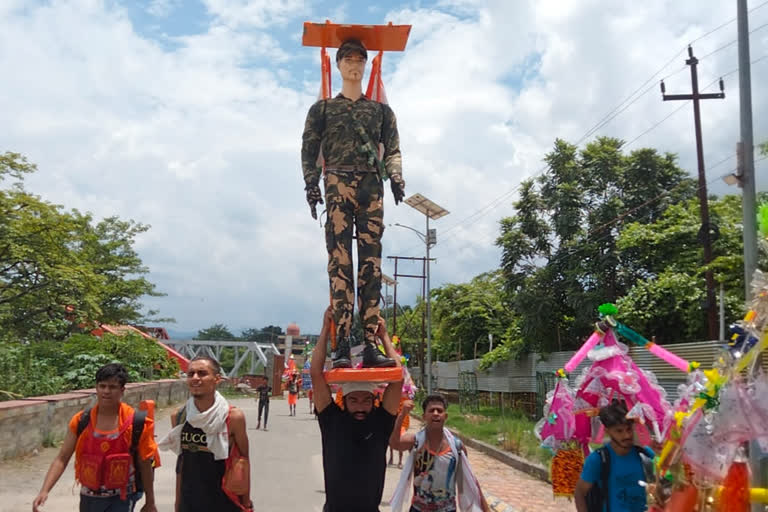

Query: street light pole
[[402, 194, 449, 395], [426, 210, 432, 395]]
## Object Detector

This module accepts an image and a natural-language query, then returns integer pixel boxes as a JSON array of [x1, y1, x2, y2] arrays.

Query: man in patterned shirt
[[301, 38, 405, 369], [389, 395, 488, 512]]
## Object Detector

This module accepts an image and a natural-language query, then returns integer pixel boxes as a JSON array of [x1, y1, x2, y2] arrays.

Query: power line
[[403, 17, 768, 252], [446, 151, 768, 260], [587, 25, 768, 146], [573, 4, 768, 146]]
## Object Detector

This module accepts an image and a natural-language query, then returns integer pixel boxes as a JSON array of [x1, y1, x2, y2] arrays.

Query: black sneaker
[[362, 342, 396, 368], [332, 336, 352, 369]]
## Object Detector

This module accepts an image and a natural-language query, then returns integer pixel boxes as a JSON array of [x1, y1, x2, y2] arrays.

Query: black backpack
[[584, 445, 654, 512], [76, 406, 149, 492], [585, 446, 611, 512]]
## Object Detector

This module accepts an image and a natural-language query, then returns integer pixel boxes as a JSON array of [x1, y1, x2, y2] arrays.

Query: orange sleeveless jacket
[[73, 404, 135, 500]]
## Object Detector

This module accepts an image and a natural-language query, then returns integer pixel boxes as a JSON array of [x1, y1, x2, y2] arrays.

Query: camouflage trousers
[[324, 170, 384, 345]]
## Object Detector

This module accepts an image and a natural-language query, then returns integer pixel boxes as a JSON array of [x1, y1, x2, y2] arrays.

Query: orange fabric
[[75, 412, 132, 494], [335, 389, 344, 409], [288, 394, 298, 406], [324, 367, 403, 383], [397, 397, 410, 430], [222, 406, 250, 510], [69, 403, 159, 464]]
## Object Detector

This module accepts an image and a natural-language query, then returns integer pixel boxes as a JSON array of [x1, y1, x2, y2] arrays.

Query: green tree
[[241, 325, 283, 342], [0, 152, 167, 340], [616, 195, 747, 342], [496, 138, 695, 355], [430, 271, 512, 361], [195, 323, 236, 341]]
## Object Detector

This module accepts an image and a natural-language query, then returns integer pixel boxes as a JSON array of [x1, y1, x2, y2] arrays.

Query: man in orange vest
[[32, 363, 158, 512]]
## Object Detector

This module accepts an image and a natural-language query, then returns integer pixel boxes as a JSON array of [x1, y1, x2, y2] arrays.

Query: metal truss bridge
[[164, 339, 281, 377]]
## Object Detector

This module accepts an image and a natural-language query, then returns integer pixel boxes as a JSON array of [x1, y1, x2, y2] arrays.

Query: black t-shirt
[[257, 384, 271, 402], [318, 402, 396, 512], [177, 422, 240, 512]]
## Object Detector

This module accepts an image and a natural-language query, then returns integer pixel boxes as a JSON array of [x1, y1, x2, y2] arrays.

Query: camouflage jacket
[[301, 93, 402, 187]]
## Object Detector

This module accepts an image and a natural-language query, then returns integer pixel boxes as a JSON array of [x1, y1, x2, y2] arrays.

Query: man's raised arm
[[310, 307, 333, 413]]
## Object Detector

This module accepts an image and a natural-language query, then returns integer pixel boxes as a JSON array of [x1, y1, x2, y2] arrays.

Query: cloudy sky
[[2, 0, 767, 337]]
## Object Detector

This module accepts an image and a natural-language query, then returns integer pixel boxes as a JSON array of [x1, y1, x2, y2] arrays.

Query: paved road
[[0, 397, 402, 512], [0, 397, 573, 512]]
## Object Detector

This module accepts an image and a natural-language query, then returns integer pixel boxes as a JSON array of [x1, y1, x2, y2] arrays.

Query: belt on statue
[[325, 166, 377, 173]]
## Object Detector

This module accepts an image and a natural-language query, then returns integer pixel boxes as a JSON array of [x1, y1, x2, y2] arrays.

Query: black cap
[[336, 39, 368, 62]]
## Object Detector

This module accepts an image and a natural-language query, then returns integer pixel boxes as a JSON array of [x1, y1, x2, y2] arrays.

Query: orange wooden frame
[[302, 21, 411, 51]]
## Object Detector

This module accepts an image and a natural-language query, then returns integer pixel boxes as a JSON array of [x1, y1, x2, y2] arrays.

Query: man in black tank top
[[172, 357, 251, 512]]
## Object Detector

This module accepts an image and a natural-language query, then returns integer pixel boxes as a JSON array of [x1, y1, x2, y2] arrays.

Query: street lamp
[[403, 193, 449, 395]]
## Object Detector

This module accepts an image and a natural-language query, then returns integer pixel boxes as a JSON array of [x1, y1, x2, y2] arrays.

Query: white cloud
[[201, 0, 309, 28], [1, 0, 767, 335]]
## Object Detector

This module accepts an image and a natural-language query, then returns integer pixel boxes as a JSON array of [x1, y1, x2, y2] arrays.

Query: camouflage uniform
[[301, 93, 402, 345]]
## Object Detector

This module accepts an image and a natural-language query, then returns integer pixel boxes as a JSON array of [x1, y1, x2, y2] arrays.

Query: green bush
[[0, 333, 179, 400]]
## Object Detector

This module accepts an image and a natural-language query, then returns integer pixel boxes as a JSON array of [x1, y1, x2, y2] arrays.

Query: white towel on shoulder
[[158, 390, 230, 460]]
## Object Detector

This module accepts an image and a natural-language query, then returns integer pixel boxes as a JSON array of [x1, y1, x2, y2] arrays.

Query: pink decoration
[[571, 330, 670, 446], [538, 326, 677, 454], [565, 330, 604, 373], [646, 342, 690, 373], [537, 380, 576, 444]]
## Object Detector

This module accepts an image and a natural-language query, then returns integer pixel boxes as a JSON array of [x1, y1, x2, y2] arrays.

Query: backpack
[[584, 445, 654, 512], [76, 406, 148, 492], [585, 446, 611, 512]]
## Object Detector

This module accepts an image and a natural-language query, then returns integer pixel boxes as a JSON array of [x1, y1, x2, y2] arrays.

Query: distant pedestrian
[[32, 363, 159, 512], [287, 372, 300, 417], [256, 378, 271, 430]]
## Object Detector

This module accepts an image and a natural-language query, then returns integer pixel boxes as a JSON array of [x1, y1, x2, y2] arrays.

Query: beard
[[348, 410, 370, 421]]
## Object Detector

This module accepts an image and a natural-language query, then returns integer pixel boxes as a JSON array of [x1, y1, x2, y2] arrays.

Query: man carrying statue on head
[[301, 38, 406, 369]]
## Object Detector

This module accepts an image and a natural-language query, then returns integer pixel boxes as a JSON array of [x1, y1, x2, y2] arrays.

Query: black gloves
[[390, 174, 405, 205], [306, 183, 323, 219]]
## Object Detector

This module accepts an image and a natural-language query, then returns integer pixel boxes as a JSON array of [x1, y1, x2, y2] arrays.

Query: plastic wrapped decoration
[[534, 373, 582, 497], [401, 366, 417, 400], [681, 408, 738, 482], [572, 329, 672, 447], [535, 377, 577, 451]]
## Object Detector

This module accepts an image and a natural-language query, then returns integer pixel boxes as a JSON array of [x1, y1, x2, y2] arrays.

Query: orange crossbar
[[325, 367, 403, 383], [302, 22, 411, 51]]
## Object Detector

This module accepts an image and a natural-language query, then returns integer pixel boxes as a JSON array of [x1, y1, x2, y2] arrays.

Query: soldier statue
[[301, 38, 406, 369]]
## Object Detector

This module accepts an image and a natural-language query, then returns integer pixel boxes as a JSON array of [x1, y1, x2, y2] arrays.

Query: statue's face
[[338, 52, 366, 82]]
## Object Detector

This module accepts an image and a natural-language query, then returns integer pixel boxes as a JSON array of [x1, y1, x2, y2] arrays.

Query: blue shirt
[[580, 444, 654, 512]]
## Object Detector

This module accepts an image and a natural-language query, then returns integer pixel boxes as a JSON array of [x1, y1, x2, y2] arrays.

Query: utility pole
[[661, 46, 725, 341], [736, 0, 764, 505], [387, 255, 435, 389], [738, 0, 758, 302]]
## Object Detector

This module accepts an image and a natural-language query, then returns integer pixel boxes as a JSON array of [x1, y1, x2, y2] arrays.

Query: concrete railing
[[0, 379, 189, 460]]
